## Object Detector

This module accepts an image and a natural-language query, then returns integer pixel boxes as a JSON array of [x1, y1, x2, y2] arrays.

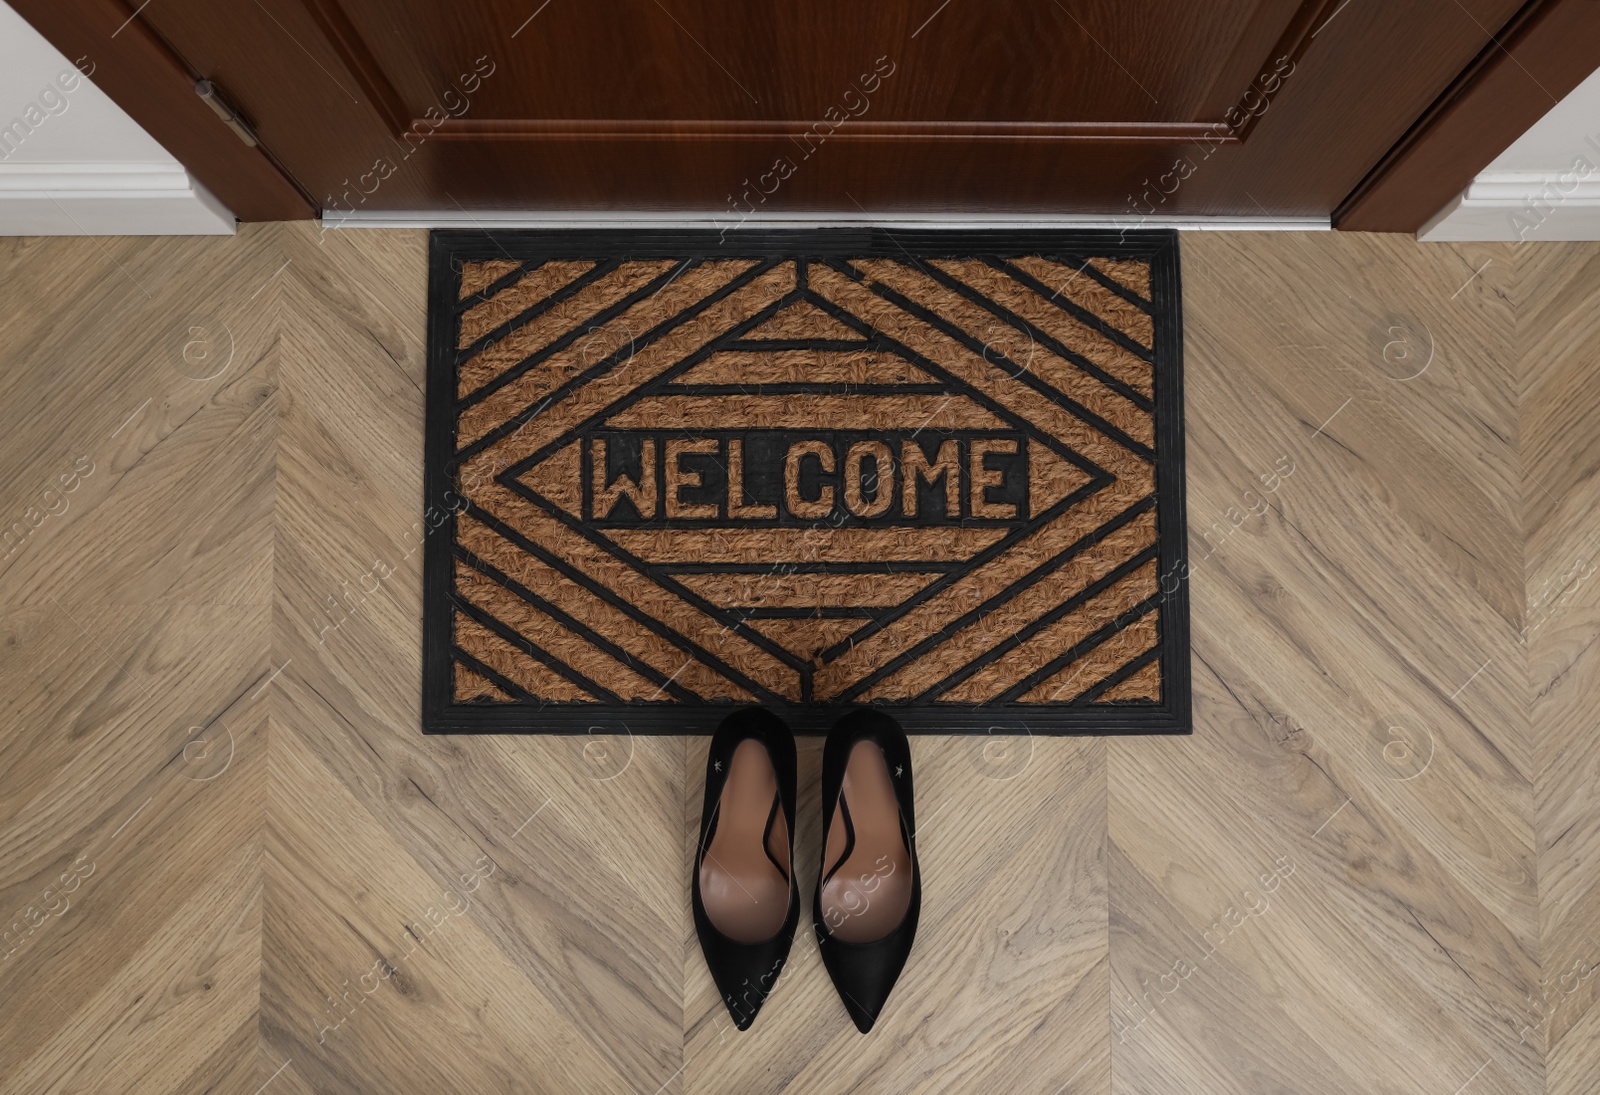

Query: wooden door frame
[[1334, 0, 1600, 232], [9, 0, 313, 221], [12, 0, 1598, 229]]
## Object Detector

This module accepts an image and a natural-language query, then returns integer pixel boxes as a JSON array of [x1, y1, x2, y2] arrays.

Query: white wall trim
[[322, 208, 1331, 232], [1454, 169, 1600, 202], [0, 161, 235, 235], [1420, 160, 1600, 241]]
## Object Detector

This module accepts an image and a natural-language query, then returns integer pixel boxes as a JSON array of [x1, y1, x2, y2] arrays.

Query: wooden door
[[14, 0, 1541, 218]]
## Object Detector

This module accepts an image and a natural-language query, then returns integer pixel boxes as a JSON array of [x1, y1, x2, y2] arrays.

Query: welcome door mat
[[423, 229, 1189, 734]]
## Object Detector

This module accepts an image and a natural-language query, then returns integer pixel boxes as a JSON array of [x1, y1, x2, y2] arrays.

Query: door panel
[[44, 0, 1535, 217], [303, 0, 1305, 124]]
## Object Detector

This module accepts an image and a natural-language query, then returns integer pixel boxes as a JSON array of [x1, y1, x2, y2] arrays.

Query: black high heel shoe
[[692, 707, 799, 1031], [814, 708, 921, 1033]]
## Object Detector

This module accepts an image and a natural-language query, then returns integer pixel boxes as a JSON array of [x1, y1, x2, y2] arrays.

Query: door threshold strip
[[323, 209, 1331, 232]]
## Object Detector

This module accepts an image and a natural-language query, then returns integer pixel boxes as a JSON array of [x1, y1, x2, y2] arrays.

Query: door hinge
[[195, 79, 259, 147]]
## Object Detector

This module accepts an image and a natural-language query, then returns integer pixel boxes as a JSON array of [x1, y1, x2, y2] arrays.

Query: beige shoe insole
[[700, 739, 792, 944], [820, 741, 913, 944]]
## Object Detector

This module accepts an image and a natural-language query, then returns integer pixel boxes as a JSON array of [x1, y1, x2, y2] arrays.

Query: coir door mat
[[423, 230, 1189, 734]]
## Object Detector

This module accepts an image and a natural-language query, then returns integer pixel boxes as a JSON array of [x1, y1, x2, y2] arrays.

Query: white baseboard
[[1419, 170, 1600, 242], [0, 162, 236, 235], [323, 208, 1331, 232]]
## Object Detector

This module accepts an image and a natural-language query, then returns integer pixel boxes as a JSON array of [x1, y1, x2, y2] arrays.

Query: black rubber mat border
[[422, 228, 1190, 736]]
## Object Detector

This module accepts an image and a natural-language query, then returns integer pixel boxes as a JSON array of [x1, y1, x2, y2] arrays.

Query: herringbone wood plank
[[1518, 244, 1600, 1095], [1114, 232, 1538, 1095], [0, 224, 1596, 1094], [0, 228, 278, 1094]]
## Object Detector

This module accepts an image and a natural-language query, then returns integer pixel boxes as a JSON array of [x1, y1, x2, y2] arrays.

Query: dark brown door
[[28, 0, 1539, 218]]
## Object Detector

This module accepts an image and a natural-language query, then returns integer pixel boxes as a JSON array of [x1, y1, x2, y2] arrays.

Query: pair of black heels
[[692, 707, 921, 1033]]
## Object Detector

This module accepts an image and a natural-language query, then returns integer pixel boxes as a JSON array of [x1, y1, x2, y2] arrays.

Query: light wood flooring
[[0, 223, 1597, 1094]]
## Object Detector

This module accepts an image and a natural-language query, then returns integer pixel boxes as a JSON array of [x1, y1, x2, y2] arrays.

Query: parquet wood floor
[[1, 224, 1595, 1094]]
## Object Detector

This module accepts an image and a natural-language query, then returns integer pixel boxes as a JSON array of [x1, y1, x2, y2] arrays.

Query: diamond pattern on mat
[[442, 254, 1166, 708]]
